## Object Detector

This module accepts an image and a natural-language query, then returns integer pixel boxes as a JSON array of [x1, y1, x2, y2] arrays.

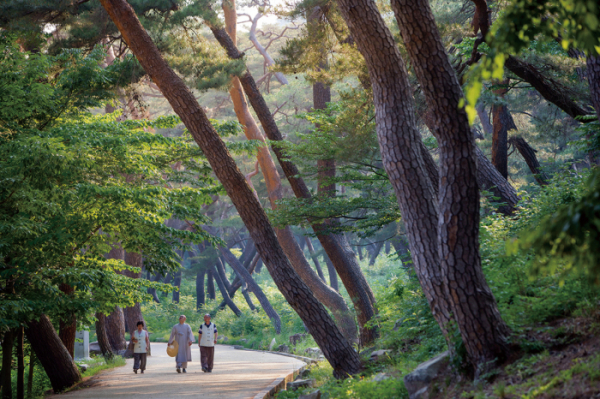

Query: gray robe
[[169, 323, 194, 367]]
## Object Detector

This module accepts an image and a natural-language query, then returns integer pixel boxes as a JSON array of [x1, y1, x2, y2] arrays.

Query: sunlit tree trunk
[[221, 0, 357, 342], [99, 0, 362, 376]]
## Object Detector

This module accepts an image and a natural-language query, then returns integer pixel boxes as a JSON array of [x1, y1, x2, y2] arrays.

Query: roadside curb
[[229, 346, 313, 398], [252, 363, 306, 399], [231, 345, 319, 365]]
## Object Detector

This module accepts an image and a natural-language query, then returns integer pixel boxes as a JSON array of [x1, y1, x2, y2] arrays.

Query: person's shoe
[[133, 369, 138, 374], [176, 368, 181, 373], [202, 367, 207, 372], [141, 370, 144, 374], [208, 370, 212, 373], [182, 369, 187, 373]]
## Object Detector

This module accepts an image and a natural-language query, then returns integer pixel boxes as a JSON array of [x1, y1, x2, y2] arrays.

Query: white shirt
[[133, 330, 148, 353]]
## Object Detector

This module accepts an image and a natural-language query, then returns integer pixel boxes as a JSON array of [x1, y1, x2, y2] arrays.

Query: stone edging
[[228, 347, 311, 398], [231, 346, 319, 365]]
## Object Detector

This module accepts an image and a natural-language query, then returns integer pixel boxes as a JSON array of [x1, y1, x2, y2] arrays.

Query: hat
[[166, 340, 179, 357]]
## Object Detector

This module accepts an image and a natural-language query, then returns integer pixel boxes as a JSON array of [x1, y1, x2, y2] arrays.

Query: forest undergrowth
[[138, 167, 600, 399]]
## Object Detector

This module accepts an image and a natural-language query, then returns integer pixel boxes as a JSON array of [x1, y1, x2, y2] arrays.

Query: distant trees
[[0, 36, 217, 392], [99, 0, 362, 377]]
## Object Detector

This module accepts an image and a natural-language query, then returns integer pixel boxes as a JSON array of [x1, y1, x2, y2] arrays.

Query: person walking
[[168, 315, 195, 373], [198, 314, 217, 373], [132, 321, 150, 374]]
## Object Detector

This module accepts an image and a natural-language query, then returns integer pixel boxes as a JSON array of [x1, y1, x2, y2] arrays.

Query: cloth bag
[[166, 339, 179, 357]]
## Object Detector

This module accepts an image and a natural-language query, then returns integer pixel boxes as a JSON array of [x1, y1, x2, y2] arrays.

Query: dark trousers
[[200, 346, 214, 371], [133, 353, 147, 371]]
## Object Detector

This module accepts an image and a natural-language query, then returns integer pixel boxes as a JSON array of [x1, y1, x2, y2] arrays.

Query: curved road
[[56, 344, 305, 399]]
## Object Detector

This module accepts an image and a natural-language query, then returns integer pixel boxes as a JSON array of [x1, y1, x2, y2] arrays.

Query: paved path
[[57, 344, 305, 399]]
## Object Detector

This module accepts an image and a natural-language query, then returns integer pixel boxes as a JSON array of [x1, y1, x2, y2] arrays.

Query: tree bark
[[324, 254, 339, 292], [305, 237, 326, 282], [211, 265, 242, 317], [58, 283, 76, 359], [491, 79, 515, 178], [215, 257, 232, 293], [95, 312, 115, 360], [210, 25, 376, 345], [172, 270, 182, 304], [220, 247, 283, 333], [196, 269, 206, 310], [206, 269, 216, 300], [221, 0, 357, 343], [391, 0, 511, 371], [100, 0, 362, 376], [475, 146, 520, 214], [26, 350, 33, 398], [25, 315, 81, 392], [104, 246, 127, 352], [477, 103, 493, 135], [147, 273, 162, 304], [335, 0, 453, 344], [508, 136, 549, 185], [504, 55, 590, 119], [588, 55, 600, 121], [104, 306, 126, 353], [369, 241, 384, 266], [16, 327, 24, 399], [1, 329, 13, 399]]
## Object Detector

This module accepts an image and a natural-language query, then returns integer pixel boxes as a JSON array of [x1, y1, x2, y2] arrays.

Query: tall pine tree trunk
[[210, 25, 375, 345], [588, 54, 600, 121], [58, 283, 76, 359], [491, 79, 514, 178], [99, 0, 362, 376], [221, 0, 357, 342], [508, 136, 549, 185], [196, 269, 206, 310], [16, 327, 24, 399], [25, 315, 81, 393], [305, 237, 326, 282], [95, 313, 114, 360], [220, 247, 282, 333], [104, 246, 127, 352], [172, 270, 182, 304], [391, 0, 511, 372], [206, 269, 216, 300], [212, 265, 242, 317]]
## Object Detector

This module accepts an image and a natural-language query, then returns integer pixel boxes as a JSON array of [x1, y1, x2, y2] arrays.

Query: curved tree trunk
[[508, 136, 549, 185], [104, 306, 126, 353], [95, 312, 115, 360], [147, 273, 162, 304], [305, 237, 326, 282], [369, 241, 384, 266], [221, 0, 357, 343], [209, 23, 375, 344], [212, 265, 242, 317], [491, 79, 515, 178], [206, 269, 216, 300], [172, 270, 182, 304], [588, 54, 600, 121], [221, 246, 282, 333], [99, 0, 362, 377], [323, 254, 339, 292], [58, 283, 76, 359], [196, 269, 206, 310], [215, 257, 232, 293], [25, 315, 81, 393], [391, 0, 511, 371]]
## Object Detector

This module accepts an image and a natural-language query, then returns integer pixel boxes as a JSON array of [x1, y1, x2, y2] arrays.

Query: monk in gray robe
[[168, 315, 195, 373]]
